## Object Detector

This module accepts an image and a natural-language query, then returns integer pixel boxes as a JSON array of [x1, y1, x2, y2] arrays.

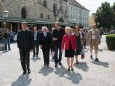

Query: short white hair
[[42, 26, 48, 31], [65, 27, 71, 34]]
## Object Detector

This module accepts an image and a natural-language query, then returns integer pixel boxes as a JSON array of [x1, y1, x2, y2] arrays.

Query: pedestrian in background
[[3, 29, 11, 51], [33, 26, 39, 58], [9, 29, 14, 42], [52, 22, 65, 67], [39, 26, 52, 67], [17, 22, 33, 75], [61, 27, 76, 71], [74, 26, 83, 64], [87, 24, 101, 61]]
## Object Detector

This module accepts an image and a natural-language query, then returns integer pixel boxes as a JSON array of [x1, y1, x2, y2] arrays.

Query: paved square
[[0, 36, 115, 86]]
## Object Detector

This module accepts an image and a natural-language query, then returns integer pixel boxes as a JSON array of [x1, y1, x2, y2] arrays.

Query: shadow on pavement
[[39, 66, 54, 76], [91, 61, 109, 68], [110, 50, 115, 52], [31, 57, 41, 62], [11, 74, 32, 86], [74, 62, 89, 72], [54, 65, 82, 84], [0, 51, 9, 55]]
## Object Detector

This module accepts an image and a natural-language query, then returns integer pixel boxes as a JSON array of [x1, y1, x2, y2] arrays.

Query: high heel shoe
[[68, 66, 71, 71], [71, 67, 74, 71]]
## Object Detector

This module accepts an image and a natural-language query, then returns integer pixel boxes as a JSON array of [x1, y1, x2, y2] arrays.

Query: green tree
[[112, 2, 115, 12], [112, 2, 115, 27], [95, 2, 114, 29]]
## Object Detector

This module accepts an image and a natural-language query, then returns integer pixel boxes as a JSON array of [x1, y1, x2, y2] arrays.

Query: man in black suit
[[52, 22, 65, 67], [17, 22, 33, 75], [33, 26, 39, 57], [39, 26, 52, 67]]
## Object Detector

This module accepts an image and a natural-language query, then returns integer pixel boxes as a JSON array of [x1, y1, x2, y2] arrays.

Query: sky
[[76, 0, 115, 15]]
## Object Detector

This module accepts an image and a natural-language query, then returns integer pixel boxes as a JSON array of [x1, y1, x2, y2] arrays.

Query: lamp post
[[2, 10, 9, 29]]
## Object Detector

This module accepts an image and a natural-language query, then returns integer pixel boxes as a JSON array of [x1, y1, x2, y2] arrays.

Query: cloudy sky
[[76, 0, 114, 15]]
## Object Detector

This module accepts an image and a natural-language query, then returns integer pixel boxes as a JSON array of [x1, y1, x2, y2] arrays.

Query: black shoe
[[76, 61, 79, 64], [95, 58, 99, 62], [33, 55, 35, 57], [36, 54, 38, 57], [71, 67, 74, 71], [23, 71, 26, 75], [44, 63, 46, 66], [47, 64, 49, 67], [68, 66, 71, 71], [28, 70, 31, 74], [90, 55, 93, 59], [59, 62, 62, 65], [55, 64, 58, 68]]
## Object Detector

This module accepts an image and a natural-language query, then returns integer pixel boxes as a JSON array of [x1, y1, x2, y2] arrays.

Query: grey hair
[[42, 26, 48, 31], [65, 27, 71, 33]]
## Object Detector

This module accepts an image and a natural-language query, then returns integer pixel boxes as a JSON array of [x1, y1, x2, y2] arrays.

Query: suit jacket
[[87, 29, 101, 45], [52, 28, 65, 45], [17, 29, 33, 50], [33, 31, 39, 43], [39, 32, 52, 48], [61, 34, 77, 50]]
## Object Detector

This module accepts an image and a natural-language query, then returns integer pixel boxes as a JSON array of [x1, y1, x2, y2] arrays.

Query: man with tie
[[33, 26, 39, 57], [17, 22, 33, 75], [39, 26, 52, 67]]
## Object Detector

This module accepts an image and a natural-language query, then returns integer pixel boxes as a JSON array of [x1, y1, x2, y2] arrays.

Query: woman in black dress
[[61, 27, 77, 71]]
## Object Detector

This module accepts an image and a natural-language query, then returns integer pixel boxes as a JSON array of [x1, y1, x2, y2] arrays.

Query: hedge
[[106, 34, 115, 50]]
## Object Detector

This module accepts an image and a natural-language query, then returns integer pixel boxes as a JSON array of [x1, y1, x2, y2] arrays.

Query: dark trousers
[[33, 40, 39, 56], [19, 49, 30, 72], [54, 44, 62, 64], [4, 39, 11, 51], [42, 47, 50, 65]]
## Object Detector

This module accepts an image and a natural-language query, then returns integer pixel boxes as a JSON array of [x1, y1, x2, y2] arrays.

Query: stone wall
[[0, 0, 68, 23]]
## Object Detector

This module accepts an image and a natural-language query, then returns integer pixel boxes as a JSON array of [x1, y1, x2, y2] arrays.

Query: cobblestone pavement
[[0, 35, 115, 86]]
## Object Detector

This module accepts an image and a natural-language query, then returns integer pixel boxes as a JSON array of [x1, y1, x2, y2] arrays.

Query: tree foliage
[[95, 2, 115, 29]]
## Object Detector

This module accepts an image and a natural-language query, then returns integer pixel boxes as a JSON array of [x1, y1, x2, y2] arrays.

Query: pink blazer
[[61, 34, 77, 50]]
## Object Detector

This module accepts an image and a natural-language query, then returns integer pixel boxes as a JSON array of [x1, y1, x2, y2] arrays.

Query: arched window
[[53, 3, 57, 16], [21, 8, 26, 18], [59, 17, 64, 22], [43, 0, 47, 8]]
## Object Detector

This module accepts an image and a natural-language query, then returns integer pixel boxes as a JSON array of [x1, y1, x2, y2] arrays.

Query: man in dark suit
[[39, 26, 52, 67], [33, 26, 39, 57], [17, 22, 33, 75], [52, 22, 65, 67]]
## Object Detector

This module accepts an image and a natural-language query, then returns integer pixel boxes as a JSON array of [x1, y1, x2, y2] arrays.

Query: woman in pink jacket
[[61, 27, 77, 71]]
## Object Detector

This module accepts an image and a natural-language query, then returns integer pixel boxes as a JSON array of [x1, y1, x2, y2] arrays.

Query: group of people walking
[[17, 22, 101, 75]]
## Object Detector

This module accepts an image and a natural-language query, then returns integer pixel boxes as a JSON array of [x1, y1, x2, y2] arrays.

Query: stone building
[[0, 0, 89, 30], [0, 0, 68, 30]]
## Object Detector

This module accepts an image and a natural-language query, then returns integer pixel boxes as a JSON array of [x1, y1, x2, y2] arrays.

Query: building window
[[43, 0, 47, 8], [71, 14, 72, 19], [47, 15, 50, 19], [21, 8, 26, 18], [71, 7, 72, 11], [76, 16, 77, 20], [79, 16, 80, 20], [40, 13, 43, 18], [59, 17, 64, 22]]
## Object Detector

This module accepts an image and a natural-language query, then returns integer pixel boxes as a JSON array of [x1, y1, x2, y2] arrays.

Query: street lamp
[[2, 10, 9, 29]]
